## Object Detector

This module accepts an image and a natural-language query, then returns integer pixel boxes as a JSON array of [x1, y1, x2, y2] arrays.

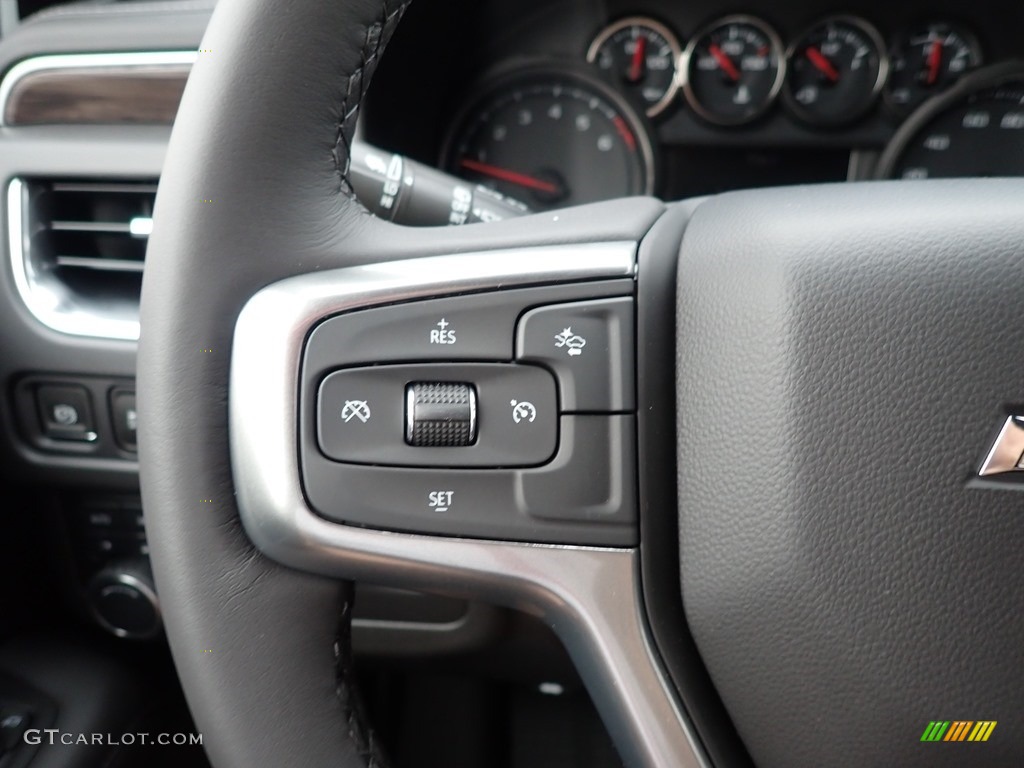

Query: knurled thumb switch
[[405, 382, 477, 447]]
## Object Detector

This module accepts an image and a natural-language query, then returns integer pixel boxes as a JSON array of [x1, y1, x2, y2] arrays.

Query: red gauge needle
[[628, 36, 647, 83], [708, 43, 741, 82], [459, 158, 559, 195], [806, 46, 840, 83], [926, 40, 942, 86]]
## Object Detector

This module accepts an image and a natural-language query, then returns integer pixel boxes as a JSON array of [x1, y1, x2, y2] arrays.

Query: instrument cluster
[[423, 5, 1020, 211], [587, 15, 982, 127]]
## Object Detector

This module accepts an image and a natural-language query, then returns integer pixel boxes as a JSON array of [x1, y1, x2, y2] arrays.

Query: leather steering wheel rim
[[139, 2, 413, 764]]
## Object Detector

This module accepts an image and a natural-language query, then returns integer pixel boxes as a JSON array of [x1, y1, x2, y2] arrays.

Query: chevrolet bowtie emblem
[[978, 416, 1024, 476]]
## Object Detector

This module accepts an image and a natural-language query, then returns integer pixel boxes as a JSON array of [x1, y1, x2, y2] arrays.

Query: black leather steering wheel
[[139, 1, 1024, 767]]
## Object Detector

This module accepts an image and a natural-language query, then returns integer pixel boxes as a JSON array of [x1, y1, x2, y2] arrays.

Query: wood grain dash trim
[[5, 65, 190, 126]]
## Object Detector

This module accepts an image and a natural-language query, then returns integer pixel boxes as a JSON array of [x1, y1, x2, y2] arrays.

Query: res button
[[305, 294, 524, 368]]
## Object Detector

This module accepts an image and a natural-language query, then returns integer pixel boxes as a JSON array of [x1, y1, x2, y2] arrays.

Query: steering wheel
[[138, 1, 1024, 767]]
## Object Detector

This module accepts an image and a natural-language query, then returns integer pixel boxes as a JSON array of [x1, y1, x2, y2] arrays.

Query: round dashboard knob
[[88, 559, 162, 640]]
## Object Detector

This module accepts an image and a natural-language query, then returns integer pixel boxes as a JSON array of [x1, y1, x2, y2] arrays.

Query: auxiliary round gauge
[[586, 16, 683, 118], [784, 16, 888, 127], [884, 23, 981, 114], [877, 63, 1024, 180], [443, 67, 655, 211], [681, 15, 785, 126]]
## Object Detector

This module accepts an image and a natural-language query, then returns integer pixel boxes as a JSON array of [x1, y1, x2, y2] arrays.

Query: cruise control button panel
[[317, 364, 557, 467], [300, 280, 638, 546]]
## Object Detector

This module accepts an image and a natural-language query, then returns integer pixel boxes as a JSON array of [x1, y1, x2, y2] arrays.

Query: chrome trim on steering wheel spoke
[[230, 242, 707, 768]]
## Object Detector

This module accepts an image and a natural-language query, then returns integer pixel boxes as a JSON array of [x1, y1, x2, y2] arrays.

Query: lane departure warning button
[[516, 297, 635, 412]]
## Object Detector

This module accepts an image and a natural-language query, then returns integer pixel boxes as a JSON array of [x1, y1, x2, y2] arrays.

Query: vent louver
[[10, 178, 158, 340]]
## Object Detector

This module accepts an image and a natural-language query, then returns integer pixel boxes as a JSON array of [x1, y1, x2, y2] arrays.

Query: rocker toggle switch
[[406, 382, 477, 447]]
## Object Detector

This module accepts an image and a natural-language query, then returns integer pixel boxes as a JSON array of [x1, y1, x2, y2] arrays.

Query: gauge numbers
[[885, 23, 981, 114], [877, 65, 1024, 179], [587, 17, 682, 117], [785, 16, 888, 127], [682, 16, 785, 125], [445, 70, 654, 211]]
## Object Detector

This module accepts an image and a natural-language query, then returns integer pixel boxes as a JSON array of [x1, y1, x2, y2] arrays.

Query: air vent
[[9, 178, 158, 340]]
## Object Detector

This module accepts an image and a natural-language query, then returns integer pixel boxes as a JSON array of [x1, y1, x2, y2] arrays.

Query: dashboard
[[364, 0, 1024, 207]]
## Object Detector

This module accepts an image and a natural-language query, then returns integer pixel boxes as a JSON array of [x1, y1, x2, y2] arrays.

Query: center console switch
[[301, 280, 638, 546]]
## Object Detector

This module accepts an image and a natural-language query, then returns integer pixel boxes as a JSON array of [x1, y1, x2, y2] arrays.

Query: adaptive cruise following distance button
[[516, 297, 635, 412]]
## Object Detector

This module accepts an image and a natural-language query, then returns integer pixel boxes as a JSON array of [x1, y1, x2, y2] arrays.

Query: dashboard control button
[[86, 532, 145, 558], [305, 416, 635, 546], [110, 389, 137, 450], [317, 364, 557, 467], [406, 382, 477, 446], [516, 297, 634, 412], [35, 384, 97, 442], [87, 510, 114, 528], [89, 559, 161, 639]]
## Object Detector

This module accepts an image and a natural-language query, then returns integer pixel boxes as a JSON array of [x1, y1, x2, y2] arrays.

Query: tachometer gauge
[[443, 67, 655, 211], [587, 17, 682, 118], [885, 23, 981, 114], [785, 16, 888, 127], [681, 15, 785, 126], [877, 63, 1024, 179]]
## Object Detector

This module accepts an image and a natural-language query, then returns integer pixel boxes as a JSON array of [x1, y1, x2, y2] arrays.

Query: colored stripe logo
[[921, 721, 997, 742]]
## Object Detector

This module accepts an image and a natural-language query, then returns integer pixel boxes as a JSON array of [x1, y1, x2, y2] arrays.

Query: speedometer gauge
[[681, 15, 785, 126], [587, 17, 682, 118], [877, 63, 1024, 180], [443, 67, 655, 211]]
